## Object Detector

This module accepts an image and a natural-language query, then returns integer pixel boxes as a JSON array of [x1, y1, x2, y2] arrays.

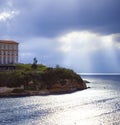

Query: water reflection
[[0, 75, 120, 125]]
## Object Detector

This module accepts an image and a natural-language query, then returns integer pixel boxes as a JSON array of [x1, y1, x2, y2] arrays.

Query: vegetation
[[16, 63, 47, 72], [31, 57, 38, 70], [0, 63, 84, 91]]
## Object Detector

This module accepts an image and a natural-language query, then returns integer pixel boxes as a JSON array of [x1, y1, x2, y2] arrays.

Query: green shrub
[[12, 89, 24, 93], [0, 65, 83, 90]]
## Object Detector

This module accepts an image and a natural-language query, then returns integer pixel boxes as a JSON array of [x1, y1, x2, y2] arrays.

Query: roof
[[0, 40, 19, 44]]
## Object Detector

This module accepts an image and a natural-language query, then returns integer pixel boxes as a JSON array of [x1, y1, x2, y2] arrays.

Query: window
[[8, 44, 10, 50], [12, 56, 14, 64], [0, 56, 1, 64], [3, 56, 6, 64], [4, 51, 6, 55], [8, 56, 10, 64], [12, 51, 14, 55], [0, 44, 3, 49]]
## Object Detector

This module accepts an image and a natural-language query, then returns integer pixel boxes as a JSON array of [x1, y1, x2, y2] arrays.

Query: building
[[0, 40, 19, 65]]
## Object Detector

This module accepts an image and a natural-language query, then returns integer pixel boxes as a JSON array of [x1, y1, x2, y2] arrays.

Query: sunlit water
[[0, 75, 120, 125]]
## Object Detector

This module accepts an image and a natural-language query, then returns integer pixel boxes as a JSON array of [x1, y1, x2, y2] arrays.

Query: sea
[[0, 75, 120, 125]]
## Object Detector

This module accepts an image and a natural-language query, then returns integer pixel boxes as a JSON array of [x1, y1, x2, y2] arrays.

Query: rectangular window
[[3, 56, 6, 64], [4, 51, 6, 55], [8, 44, 10, 50], [4, 44, 6, 49], [8, 51, 10, 55], [0, 56, 1, 64], [0, 44, 3, 49], [8, 56, 10, 64], [12, 51, 14, 55], [12, 56, 14, 64]]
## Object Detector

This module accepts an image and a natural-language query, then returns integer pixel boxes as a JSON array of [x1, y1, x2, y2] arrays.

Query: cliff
[[0, 65, 87, 96]]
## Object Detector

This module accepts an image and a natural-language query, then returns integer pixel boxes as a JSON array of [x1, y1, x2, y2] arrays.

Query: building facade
[[0, 40, 19, 64]]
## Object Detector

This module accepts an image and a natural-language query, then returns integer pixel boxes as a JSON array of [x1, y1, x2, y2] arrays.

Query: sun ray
[[58, 31, 120, 73]]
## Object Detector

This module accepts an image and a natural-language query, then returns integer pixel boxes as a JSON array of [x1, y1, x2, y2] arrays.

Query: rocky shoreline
[[0, 80, 88, 97], [0, 88, 87, 98], [0, 65, 88, 97]]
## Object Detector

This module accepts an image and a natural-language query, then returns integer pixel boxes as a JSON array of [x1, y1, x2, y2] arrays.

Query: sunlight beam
[[58, 31, 120, 73]]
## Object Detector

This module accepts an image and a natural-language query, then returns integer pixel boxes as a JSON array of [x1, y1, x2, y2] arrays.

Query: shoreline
[[0, 87, 88, 98], [0, 79, 89, 98], [0, 65, 87, 98]]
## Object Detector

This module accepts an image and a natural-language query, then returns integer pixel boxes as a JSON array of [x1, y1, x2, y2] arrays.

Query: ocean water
[[0, 75, 120, 125]]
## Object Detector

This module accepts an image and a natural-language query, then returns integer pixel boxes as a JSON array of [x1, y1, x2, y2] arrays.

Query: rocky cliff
[[0, 66, 87, 96]]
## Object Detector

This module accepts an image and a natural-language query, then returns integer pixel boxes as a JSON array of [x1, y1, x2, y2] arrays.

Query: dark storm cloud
[[1, 0, 120, 37], [1, 0, 120, 73]]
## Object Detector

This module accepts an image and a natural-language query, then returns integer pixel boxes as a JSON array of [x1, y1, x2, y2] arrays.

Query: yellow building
[[0, 40, 19, 65]]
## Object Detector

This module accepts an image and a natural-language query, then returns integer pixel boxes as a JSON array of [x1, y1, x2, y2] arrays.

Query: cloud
[[57, 31, 120, 73], [113, 34, 120, 48], [16, 31, 120, 73], [0, 0, 120, 73], [0, 11, 19, 21], [19, 37, 65, 66], [1, 0, 120, 37]]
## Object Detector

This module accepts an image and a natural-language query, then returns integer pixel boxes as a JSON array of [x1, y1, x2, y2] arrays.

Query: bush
[[0, 71, 25, 87], [0, 65, 83, 90], [12, 89, 24, 93]]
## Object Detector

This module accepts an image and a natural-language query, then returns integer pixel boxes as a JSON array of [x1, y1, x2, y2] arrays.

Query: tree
[[56, 64, 60, 68], [31, 57, 38, 70]]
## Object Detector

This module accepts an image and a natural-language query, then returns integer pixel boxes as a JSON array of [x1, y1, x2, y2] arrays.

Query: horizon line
[[78, 73, 120, 75]]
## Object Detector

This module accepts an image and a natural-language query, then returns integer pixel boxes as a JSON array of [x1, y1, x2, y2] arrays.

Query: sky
[[0, 0, 120, 73]]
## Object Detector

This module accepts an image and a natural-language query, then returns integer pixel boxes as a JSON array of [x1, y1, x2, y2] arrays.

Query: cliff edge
[[0, 65, 87, 97]]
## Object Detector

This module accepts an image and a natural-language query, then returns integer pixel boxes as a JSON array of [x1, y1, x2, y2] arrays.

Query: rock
[[83, 80, 90, 83], [48, 79, 87, 94]]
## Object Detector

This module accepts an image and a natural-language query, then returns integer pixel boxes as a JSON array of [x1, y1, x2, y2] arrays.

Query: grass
[[0, 64, 84, 91]]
